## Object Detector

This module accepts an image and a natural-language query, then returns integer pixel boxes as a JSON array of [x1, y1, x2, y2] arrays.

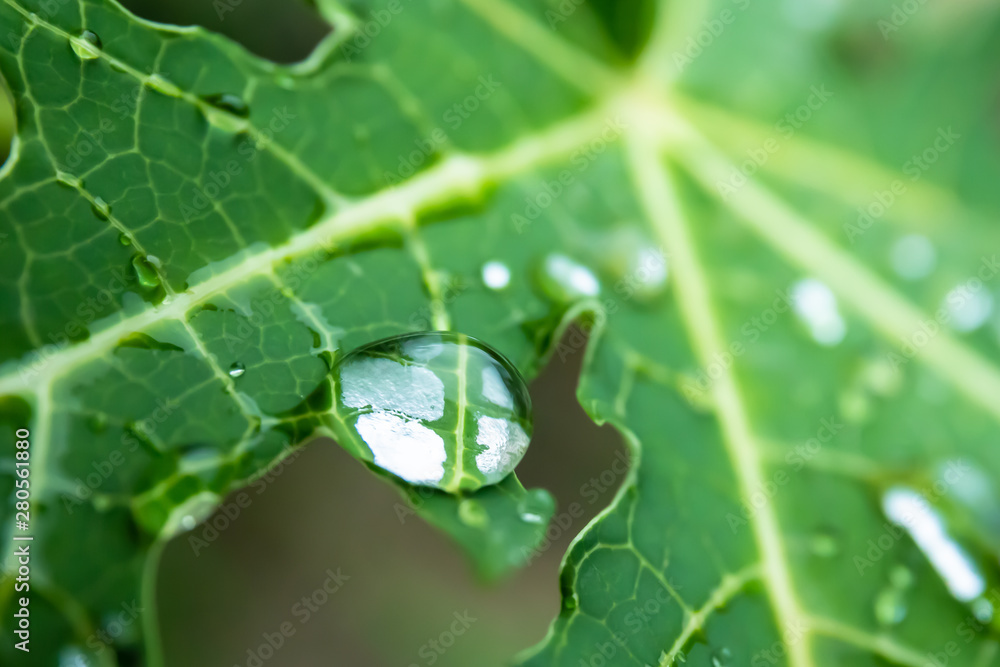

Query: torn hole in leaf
[[119, 0, 332, 64]]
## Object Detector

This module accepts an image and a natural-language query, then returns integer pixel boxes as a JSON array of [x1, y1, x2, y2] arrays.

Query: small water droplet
[[118, 232, 132, 246], [86, 412, 108, 434], [517, 488, 552, 525], [131, 255, 161, 288], [809, 526, 841, 557], [146, 73, 183, 98], [889, 564, 914, 589], [710, 647, 732, 667], [91, 196, 111, 220], [791, 278, 846, 346], [482, 260, 511, 290], [55, 170, 81, 189], [875, 586, 908, 626], [329, 332, 532, 493], [562, 593, 579, 611], [944, 284, 994, 332], [973, 597, 994, 623], [539, 253, 600, 301], [58, 645, 90, 667], [890, 234, 936, 281], [458, 498, 488, 527], [70, 30, 101, 60], [180, 514, 197, 530], [201, 93, 250, 132], [229, 362, 246, 378]]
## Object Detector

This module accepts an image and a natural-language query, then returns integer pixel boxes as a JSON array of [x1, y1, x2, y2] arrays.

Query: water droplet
[[882, 486, 986, 603], [201, 93, 250, 132], [890, 234, 936, 281], [146, 73, 183, 98], [118, 232, 132, 246], [330, 332, 532, 493], [875, 586, 908, 626], [539, 254, 600, 301], [517, 488, 553, 525], [809, 526, 841, 557], [482, 260, 511, 290], [131, 255, 161, 288], [791, 278, 846, 346], [562, 593, 579, 611], [91, 196, 111, 220], [70, 30, 101, 60], [943, 284, 994, 332], [710, 647, 732, 667], [458, 498, 488, 527], [180, 514, 197, 530], [55, 170, 81, 189], [972, 597, 994, 623], [229, 362, 246, 378], [58, 645, 90, 667], [889, 564, 914, 589]]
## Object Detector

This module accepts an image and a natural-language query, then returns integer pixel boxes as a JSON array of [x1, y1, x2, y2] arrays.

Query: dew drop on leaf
[[481, 260, 511, 290], [228, 362, 246, 378], [118, 232, 131, 246], [329, 332, 532, 492], [710, 647, 732, 666], [791, 278, 846, 346], [91, 196, 111, 220], [458, 498, 488, 527], [145, 73, 183, 98], [809, 526, 841, 557], [55, 171, 81, 189], [85, 412, 108, 434], [131, 255, 161, 288], [70, 30, 101, 60], [538, 253, 600, 301], [517, 488, 552, 524], [874, 585, 908, 626], [201, 93, 251, 132]]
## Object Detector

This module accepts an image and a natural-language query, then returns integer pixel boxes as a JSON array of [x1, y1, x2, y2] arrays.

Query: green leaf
[[2, 0, 1000, 666]]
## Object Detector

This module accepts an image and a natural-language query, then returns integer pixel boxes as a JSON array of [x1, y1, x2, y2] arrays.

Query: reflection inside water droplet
[[229, 362, 246, 378], [330, 332, 532, 492]]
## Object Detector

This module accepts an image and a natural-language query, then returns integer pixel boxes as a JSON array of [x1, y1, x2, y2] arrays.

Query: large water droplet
[[229, 362, 246, 378], [330, 332, 532, 493], [70, 30, 101, 60], [131, 255, 161, 288]]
